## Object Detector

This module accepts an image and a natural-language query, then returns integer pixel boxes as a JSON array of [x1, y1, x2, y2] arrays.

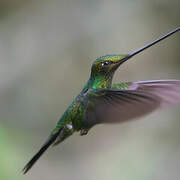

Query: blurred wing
[[84, 88, 160, 125], [84, 80, 180, 125], [124, 80, 180, 107]]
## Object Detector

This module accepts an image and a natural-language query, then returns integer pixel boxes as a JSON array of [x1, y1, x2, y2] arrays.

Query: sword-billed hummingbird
[[23, 27, 180, 174]]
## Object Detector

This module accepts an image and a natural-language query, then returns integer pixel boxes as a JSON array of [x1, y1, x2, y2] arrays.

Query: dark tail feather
[[22, 129, 62, 174]]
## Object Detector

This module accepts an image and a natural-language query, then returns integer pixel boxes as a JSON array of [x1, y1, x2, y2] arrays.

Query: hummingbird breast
[[66, 95, 86, 131]]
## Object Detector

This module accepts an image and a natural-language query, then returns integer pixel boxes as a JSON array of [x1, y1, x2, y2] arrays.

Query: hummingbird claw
[[80, 129, 88, 136]]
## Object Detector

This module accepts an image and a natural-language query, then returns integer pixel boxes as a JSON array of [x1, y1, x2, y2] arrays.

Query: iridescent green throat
[[85, 75, 113, 89]]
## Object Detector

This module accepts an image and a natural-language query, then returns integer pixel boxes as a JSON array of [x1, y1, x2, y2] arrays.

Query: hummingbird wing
[[116, 80, 180, 107], [84, 80, 180, 125]]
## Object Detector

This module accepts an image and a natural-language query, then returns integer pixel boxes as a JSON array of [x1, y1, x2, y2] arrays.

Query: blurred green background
[[0, 0, 180, 180]]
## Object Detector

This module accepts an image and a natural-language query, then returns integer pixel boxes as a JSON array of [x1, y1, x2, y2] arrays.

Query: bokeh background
[[0, 0, 180, 180]]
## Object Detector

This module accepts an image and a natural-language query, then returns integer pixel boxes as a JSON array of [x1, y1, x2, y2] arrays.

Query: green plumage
[[23, 28, 180, 174], [53, 72, 133, 136], [112, 82, 132, 90]]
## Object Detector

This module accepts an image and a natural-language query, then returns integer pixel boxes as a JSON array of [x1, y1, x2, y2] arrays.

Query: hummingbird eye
[[101, 61, 112, 67]]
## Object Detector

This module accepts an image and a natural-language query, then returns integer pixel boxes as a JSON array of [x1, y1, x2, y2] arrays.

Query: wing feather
[[84, 80, 180, 126], [128, 80, 180, 107]]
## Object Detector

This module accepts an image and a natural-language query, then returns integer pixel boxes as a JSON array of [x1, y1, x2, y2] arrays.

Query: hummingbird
[[23, 27, 180, 174]]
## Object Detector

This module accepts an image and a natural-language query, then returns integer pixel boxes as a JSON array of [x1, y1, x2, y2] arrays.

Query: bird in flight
[[23, 27, 180, 174]]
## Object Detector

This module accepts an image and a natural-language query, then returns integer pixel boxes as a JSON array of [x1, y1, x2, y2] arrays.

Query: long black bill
[[122, 27, 180, 62]]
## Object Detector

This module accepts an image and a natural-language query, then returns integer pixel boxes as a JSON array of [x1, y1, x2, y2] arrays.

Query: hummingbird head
[[91, 54, 128, 78], [90, 27, 180, 79], [88, 27, 179, 89], [88, 54, 129, 89]]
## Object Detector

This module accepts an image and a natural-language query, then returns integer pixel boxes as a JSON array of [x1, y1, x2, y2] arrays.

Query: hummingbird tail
[[22, 128, 62, 174]]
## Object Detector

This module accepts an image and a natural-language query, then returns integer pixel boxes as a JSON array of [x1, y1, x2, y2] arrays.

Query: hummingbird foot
[[80, 129, 88, 136]]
